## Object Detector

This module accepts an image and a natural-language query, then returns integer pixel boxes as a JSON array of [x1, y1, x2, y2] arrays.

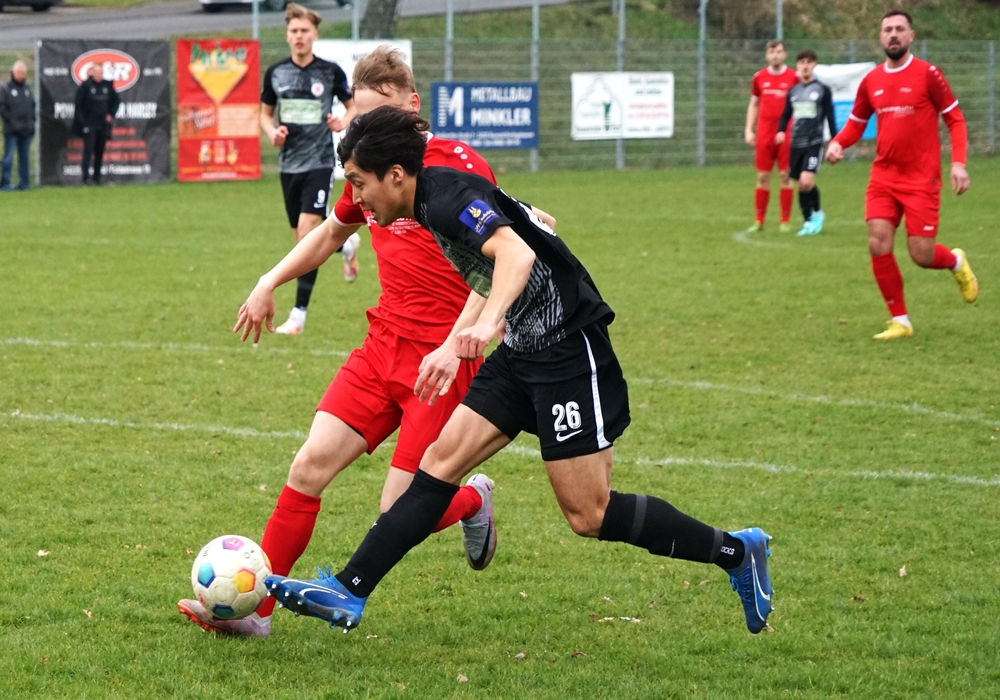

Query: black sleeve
[[107, 83, 120, 120], [430, 182, 514, 254], [260, 64, 277, 106], [331, 64, 352, 103], [73, 84, 86, 134], [823, 85, 837, 137], [0, 85, 9, 122], [777, 93, 793, 133]]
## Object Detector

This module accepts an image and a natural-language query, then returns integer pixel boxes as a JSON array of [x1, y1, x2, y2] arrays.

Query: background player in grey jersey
[[776, 50, 837, 236], [261, 3, 359, 335]]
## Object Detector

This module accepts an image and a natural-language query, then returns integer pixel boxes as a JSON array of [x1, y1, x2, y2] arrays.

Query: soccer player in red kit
[[826, 10, 978, 340], [178, 47, 507, 637], [745, 39, 799, 233]]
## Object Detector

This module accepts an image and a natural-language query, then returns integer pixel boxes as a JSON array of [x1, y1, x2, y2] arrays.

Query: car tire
[[263, 0, 286, 11], [202, 3, 223, 11], [32, 3, 53, 9]]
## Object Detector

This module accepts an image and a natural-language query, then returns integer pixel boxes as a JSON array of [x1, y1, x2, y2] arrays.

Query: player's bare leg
[[868, 219, 913, 339]]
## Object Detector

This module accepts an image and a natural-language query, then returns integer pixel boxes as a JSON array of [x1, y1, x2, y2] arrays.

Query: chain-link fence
[[258, 37, 998, 173]]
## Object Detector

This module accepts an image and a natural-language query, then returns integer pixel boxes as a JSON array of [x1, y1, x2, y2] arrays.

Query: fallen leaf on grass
[[456, 674, 468, 683], [899, 565, 907, 577], [571, 651, 586, 658], [394, 683, 406, 691], [366, 634, 378, 639], [185, 549, 193, 555], [838, 318, 848, 325], [514, 653, 526, 660], [852, 595, 867, 602], [37, 550, 49, 557], [683, 581, 690, 589], [83, 609, 93, 620], [602, 596, 613, 602], [41, 657, 48, 665], [698, 580, 710, 587], [519, 591, 527, 598]]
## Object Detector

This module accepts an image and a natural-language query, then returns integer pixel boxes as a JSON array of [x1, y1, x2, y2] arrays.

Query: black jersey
[[777, 80, 837, 149], [261, 56, 352, 173], [413, 166, 614, 353]]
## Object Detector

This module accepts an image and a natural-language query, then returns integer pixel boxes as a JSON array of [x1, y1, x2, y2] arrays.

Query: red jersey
[[332, 135, 496, 344], [847, 56, 959, 190], [751, 66, 799, 130]]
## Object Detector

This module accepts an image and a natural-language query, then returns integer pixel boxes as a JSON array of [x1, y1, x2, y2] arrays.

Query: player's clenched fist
[[455, 321, 500, 360], [825, 141, 844, 164]]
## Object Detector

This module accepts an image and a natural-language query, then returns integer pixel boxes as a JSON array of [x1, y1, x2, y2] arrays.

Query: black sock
[[812, 186, 821, 213], [799, 189, 813, 220], [295, 268, 319, 310], [336, 470, 458, 598], [597, 491, 743, 569]]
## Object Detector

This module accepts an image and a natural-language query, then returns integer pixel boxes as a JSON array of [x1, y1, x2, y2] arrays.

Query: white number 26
[[552, 401, 582, 431]]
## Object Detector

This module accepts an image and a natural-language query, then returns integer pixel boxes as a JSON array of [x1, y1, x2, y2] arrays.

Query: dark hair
[[337, 106, 428, 180], [765, 39, 785, 51], [796, 50, 817, 63], [881, 9, 913, 28]]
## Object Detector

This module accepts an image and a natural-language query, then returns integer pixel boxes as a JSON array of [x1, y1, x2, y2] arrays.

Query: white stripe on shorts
[[581, 330, 611, 450]]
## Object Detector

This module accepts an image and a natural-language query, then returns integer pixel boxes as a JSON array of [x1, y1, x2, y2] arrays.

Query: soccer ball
[[191, 535, 271, 620]]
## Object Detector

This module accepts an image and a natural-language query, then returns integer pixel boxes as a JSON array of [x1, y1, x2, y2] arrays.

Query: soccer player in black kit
[[776, 50, 837, 236], [261, 106, 777, 636]]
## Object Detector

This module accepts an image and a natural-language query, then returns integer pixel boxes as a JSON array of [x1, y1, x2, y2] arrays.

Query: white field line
[[630, 377, 1000, 429], [6, 410, 997, 488], [6, 336, 996, 429], [0, 337, 349, 358]]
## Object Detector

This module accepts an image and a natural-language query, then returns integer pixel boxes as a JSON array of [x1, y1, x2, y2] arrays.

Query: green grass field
[[2, 159, 999, 698]]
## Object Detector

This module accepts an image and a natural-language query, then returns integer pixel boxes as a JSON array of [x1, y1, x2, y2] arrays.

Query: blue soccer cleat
[[264, 567, 367, 633], [809, 210, 825, 234], [725, 528, 774, 634]]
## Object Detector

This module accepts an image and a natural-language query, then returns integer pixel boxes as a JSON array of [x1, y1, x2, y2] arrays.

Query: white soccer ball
[[191, 535, 271, 620]]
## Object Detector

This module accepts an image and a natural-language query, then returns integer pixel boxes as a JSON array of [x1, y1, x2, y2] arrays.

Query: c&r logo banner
[[431, 82, 538, 149]]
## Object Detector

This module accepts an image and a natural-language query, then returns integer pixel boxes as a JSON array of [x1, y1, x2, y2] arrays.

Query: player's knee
[[563, 508, 603, 538], [287, 440, 338, 494]]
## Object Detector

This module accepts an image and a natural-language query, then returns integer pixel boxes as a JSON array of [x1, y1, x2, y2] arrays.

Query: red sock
[[257, 485, 321, 617], [432, 484, 483, 533], [871, 253, 907, 317], [779, 187, 794, 223], [929, 244, 957, 270], [754, 187, 769, 224]]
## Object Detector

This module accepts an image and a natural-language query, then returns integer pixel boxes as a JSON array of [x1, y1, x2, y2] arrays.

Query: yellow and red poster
[[176, 39, 260, 181]]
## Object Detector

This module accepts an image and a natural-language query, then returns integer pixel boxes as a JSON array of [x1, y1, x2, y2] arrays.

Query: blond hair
[[285, 2, 321, 28], [352, 46, 415, 95]]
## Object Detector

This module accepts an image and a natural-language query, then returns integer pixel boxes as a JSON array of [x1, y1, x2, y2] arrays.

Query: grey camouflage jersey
[[261, 57, 352, 173], [778, 80, 837, 149]]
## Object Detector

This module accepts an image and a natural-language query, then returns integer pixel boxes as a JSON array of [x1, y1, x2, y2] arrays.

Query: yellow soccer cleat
[[745, 221, 764, 234], [779, 222, 792, 234], [873, 320, 914, 340], [951, 248, 978, 302]]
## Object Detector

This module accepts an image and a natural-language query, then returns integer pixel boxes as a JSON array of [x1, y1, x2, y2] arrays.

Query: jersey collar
[[883, 53, 914, 74], [766, 65, 787, 76]]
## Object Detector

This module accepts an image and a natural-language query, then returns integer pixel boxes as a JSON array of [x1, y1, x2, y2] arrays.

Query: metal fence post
[[989, 41, 996, 155], [615, 0, 625, 169], [444, 0, 454, 81], [34, 41, 40, 187], [775, 0, 783, 41], [252, 0, 259, 40], [921, 39, 928, 60], [352, 0, 360, 40], [847, 40, 856, 161], [530, 0, 540, 172], [697, 0, 708, 166]]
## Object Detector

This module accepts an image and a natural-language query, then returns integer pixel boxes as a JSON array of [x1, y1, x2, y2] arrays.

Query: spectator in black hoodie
[[0, 60, 35, 191], [73, 63, 119, 185]]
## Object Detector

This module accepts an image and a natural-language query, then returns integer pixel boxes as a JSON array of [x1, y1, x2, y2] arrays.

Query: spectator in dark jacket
[[73, 63, 119, 185], [0, 60, 35, 191]]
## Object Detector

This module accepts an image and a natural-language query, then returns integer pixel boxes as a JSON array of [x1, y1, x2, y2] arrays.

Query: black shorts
[[789, 144, 824, 181], [279, 167, 333, 229], [462, 319, 630, 461]]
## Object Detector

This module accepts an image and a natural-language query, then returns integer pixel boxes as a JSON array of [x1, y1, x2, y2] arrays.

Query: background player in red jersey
[[826, 9, 978, 340], [179, 47, 511, 637], [745, 39, 798, 234]]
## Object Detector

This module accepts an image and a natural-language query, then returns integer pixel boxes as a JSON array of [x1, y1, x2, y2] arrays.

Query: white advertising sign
[[813, 62, 877, 140], [312, 40, 414, 177], [571, 72, 674, 141]]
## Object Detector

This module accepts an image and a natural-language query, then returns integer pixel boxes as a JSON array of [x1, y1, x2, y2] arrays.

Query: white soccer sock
[[892, 314, 911, 328], [952, 253, 963, 272]]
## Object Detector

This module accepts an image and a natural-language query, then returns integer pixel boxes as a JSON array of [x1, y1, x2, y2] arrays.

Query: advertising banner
[[814, 62, 877, 140], [176, 39, 261, 182], [430, 82, 538, 149], [37, 40, 170, 185], [571, 72, 674, 141], [312, 39, 412, 178]]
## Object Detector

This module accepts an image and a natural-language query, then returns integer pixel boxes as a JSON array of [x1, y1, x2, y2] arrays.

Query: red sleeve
[[332, 181, 366, 226], [942, 105, 968, 166], [750, 72, 761, 98], [926, 64, 959, 115], [833, 75, 873, 149]]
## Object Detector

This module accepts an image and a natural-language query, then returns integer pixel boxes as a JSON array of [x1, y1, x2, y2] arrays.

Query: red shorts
[[755, 129, 791, 172], [316, 320, 482, 473], [865, 180, 940, 237]]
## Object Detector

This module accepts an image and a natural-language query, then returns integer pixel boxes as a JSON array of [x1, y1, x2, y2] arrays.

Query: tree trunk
[[360, 0, 402, 39]]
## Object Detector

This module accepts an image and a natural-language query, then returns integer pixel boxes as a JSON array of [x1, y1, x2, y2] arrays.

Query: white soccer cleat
[[275, 306, 306, 336], [178, 599, 271, 637], [342, 232, 361, 282], [460, 474, 497, 570]]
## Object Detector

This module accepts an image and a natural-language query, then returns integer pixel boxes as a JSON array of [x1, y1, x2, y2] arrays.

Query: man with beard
[[826, 9, 977, 340]]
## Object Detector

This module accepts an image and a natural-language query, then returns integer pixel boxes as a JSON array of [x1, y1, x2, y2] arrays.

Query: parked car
[[0, 0, 64, 12], [200, 0, 287, 13]]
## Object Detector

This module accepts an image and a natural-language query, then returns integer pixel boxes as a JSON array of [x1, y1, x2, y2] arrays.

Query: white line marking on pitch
[[0, 337, 349, 358], [631, 376, 1000, 429], [7, 410, 996, 488]]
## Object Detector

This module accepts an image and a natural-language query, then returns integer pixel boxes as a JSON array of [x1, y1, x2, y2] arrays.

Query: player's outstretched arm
[[233, 219, 361, 343], [454, 226, 536, 360], [414, 291, 489, 405]]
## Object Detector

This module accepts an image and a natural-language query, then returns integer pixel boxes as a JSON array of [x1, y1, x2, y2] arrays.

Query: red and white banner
[[176, 39, 260, 182]]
